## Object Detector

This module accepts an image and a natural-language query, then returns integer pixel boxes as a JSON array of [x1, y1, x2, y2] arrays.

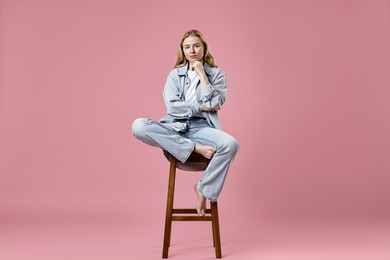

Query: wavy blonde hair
[[175, 29, 217, 68]]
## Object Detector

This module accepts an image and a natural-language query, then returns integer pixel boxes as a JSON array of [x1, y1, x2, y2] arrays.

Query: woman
[[132, 29, 238, 216]]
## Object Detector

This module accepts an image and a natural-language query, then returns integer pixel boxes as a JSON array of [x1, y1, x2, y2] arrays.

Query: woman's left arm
[[192, 61, 227, 112], [201, 70, 227, 112]]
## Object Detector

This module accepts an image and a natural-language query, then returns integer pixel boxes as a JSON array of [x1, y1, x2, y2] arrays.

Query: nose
[[190, 46, 195, 53]]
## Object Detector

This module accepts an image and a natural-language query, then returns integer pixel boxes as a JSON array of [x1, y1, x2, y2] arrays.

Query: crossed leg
[[132, 118, 238, 216]]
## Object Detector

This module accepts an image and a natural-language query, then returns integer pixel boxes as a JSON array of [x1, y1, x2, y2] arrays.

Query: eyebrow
[[183, 43, 201, 46]]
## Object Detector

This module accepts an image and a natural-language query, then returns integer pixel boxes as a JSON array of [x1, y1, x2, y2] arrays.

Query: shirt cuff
[[202, 84, 214, 102]]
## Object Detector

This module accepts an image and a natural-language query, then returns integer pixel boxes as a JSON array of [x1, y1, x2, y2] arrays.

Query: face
[[182, 36, 204, 63]]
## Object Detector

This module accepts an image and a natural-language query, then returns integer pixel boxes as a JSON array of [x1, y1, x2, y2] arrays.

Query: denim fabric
[[132, 62, 238, 201], [160, 62, 226, 130], [132, 117, 238, 202]]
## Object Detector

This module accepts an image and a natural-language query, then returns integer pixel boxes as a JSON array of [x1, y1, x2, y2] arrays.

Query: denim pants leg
[[132, 117, 239, 202], [132, 118, 195, 163], [185, 119, 239, 202]]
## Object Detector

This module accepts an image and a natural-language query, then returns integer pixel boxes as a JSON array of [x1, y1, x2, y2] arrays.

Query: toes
[[197, 207, 205, 216], [197, 206, 205, 216]]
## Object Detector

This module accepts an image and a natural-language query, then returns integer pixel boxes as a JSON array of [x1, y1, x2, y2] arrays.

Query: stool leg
[[211, 201, 222, 258], [212, 222, 215, 247], [211, 202, 215, 247], [163, 157, 176, 258]]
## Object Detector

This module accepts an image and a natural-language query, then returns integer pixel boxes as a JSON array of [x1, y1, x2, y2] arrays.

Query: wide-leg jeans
[[132, 117, 239, 202]]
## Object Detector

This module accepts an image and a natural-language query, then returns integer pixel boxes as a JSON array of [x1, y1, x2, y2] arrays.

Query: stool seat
[[163, 150, 210, 171], [162, 151, 222, 258]]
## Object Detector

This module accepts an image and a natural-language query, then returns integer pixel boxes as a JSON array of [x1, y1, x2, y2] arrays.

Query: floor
[[1, 209, 389, 260]]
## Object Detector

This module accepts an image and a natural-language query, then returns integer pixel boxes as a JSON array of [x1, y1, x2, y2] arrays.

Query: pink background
[[1, 0, 389, 259]]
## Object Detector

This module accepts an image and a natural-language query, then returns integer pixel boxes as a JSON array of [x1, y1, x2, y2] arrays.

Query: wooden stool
[[162, 151, 222, 258]]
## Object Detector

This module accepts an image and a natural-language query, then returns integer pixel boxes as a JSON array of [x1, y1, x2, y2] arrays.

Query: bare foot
[[194, 184, 207, 216], [194, 143, 216, 159]]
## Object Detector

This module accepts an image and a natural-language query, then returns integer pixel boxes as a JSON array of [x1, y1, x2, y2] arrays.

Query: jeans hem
[[179, 142, 195, 163], [197, 181, 217, 202]]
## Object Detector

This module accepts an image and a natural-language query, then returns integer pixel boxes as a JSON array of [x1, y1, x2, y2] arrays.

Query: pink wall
[[1, 0, 389, 226]]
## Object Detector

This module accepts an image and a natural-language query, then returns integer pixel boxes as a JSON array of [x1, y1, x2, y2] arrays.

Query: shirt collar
[[177, 62, 213, 76]]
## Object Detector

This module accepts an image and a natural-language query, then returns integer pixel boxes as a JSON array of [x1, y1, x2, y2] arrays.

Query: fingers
[[191, 60, 204, 73], [200, 104, 220, 113], [201, 107, 219, 114]]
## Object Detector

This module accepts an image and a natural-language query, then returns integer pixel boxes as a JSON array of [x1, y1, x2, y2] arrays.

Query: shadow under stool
[[162, 150, 222, 258]]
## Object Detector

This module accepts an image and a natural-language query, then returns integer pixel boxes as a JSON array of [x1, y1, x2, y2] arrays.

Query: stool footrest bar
[[172, 216, 213, 221], [172, 208, 211, 214]]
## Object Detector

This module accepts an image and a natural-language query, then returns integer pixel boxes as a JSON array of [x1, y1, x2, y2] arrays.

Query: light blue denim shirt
[[160, 62, 227, 130]]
